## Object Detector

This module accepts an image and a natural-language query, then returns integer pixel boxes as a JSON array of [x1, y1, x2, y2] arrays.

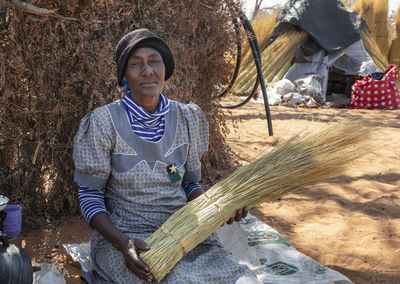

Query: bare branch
[[0, 0, 79, 21], [251, 0, 264, 21]]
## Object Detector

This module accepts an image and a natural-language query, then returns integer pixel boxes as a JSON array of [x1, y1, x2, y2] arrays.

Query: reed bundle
[[361, 25, 389, 71], [351, 0, 375, 36], [389, 8, 400, 66], [239, 11, 279, 73], [253, 11, 279, 51], [373, 0, 390, 57], [231, 29, 307, 95], [141, 119, 371, 282]]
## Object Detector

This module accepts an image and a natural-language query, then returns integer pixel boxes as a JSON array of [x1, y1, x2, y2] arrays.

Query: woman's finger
[[126, 260, 153, 282], [226, 217, 234, 224], [124, 239, 153, 281], [132, 254, 150, 272], [234, 208, 242, 222], [127, 245, 149, 272], [135, 239, 150, 252], [242, 206, 248, 218]]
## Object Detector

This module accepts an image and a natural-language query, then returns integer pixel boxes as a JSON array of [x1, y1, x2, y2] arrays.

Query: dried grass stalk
[[141, 119, 371, 282], [373, 0, 390, 57]]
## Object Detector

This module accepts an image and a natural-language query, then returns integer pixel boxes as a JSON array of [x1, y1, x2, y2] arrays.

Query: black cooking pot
[[0, 232, 33, 284]]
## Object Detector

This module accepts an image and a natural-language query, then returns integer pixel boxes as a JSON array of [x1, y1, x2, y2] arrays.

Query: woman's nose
[[142, 63, 153, 75]]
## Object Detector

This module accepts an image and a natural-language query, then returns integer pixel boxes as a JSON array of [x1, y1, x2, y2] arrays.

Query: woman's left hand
[[226, 207, 248, 225]]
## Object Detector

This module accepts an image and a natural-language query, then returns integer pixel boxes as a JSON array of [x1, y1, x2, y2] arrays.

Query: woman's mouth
[[141, 82, 157, 88]]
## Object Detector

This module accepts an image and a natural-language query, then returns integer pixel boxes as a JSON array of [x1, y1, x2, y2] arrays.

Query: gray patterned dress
[[73, 100, 258, 283]]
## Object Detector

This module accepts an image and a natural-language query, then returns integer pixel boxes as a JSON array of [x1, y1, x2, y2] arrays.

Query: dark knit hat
[[115, 28, 175, 86]]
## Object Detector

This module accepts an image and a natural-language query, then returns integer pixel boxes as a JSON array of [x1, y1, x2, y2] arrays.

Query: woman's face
[[124, 47, 165, 113]]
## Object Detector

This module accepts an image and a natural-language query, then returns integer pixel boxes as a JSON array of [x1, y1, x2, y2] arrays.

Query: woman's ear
[[122, 80, 130, 92]]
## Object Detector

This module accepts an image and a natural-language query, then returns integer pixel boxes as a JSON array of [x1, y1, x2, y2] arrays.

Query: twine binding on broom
[[160, 226, 186, 257], [203, 192, 228, 223]]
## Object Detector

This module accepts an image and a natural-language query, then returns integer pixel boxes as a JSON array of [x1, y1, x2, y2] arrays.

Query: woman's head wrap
[[115, 28, 175, 86]]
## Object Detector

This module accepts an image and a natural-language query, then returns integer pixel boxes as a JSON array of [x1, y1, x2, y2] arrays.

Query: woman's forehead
[[130, 47, 162, 59]]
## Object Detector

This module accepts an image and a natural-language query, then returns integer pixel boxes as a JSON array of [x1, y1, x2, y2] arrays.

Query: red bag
[[349, 64, 399, 109]]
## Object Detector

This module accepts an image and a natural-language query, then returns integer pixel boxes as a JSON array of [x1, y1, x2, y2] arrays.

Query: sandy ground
[[223, 97, 400, 284], [8, 97, 400, 284]]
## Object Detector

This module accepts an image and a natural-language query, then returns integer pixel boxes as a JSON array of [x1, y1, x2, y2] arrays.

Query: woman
[[73, 28, 259, 283]]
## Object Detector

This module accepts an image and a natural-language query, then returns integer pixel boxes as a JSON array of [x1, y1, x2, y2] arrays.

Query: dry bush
[[0, 0, 240, 227]]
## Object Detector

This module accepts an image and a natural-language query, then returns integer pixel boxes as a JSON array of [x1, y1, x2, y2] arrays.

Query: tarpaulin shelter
[[269, 0, 377, 100]]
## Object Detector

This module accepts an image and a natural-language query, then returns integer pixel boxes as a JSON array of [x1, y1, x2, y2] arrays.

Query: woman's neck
[[130, 93, 159, 114]]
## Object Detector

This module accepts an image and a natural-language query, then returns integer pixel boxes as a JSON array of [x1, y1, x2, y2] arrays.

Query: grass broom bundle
[[231, 29, 307, 95], [141, 119, 371, 282]]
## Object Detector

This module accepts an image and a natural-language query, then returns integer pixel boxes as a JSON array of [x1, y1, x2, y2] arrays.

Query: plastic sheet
[[64, 214, 353, 283]]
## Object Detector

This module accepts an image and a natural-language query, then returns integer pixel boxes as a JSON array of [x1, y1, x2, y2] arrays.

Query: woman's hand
[[121, 238, 153, 282], [226, 207, 248, 225], [90, 214, 153, 281]]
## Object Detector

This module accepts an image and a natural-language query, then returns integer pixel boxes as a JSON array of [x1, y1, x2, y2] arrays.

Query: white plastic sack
[[282, 92, 320, 108], [359, 60, 377, 76], [245, 79, 296, 106], [33, 262, 66, 284], [63, 243, 92, 273], [306, 97, 320, 108], [294, 75, 324, 101], [271, 79, 296, 95], [265, 79, 296, 105], [282, 92, 307, 107], [264, 88, 282, 106], [245, 91, 281, 105]]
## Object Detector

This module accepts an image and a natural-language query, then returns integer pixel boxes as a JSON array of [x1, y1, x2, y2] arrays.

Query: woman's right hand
[[121, 238, 153, 282], [90, 214, 154, 282]]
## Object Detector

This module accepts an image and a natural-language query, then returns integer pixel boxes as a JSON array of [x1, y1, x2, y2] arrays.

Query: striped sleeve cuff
[[182, 182, 202, 197], [78, 186, 109, 224]]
